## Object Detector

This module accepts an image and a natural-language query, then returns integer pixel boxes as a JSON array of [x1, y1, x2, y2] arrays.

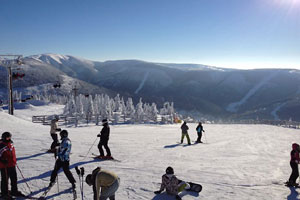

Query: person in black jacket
[[195, 122, 205, 143], [97, 119, 111, 158]]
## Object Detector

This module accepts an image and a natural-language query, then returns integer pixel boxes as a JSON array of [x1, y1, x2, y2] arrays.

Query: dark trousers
[[289, 162, 299, 184], [50, 134, 58, 150], [196, 132, 202, 143], [1, 167, 18, 195], [98, 140, 111, 156], [50, 159, 75, 184]]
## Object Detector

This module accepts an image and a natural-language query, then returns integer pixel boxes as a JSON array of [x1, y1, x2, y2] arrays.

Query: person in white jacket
[[49, 115, 61, 151]]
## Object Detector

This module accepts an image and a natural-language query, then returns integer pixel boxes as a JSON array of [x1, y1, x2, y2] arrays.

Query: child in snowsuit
[[49, 115, 61, 151], [180, 121, 191, 145], [97, 119, 111, 158], [287, 143, 300, 186], [195, 122, 205, 143], [49, 130, 76, 189], [86, 167, 120, 200], [0, 132, 25, 199], [154, 167, 189, 200]]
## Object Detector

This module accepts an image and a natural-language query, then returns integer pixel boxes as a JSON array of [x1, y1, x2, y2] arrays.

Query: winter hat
[[292, 143, 299, 150], [2, 132, 12, 140], [54, 115, 59, 120], [166, 166, 174, 175], [102, 119, 108, 125], [60, 130, 68, 138], [86, 174, 92, 186]]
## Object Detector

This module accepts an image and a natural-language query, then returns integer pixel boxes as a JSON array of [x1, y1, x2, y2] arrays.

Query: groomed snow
[[0, 104, 300, 199]]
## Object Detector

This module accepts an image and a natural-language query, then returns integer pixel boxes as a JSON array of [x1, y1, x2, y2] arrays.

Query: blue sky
[[0, 0, 299, 69]]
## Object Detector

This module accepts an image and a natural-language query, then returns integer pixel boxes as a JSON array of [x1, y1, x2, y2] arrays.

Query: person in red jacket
[[0, 132, 24, 199], [287, 143, 300, 187]]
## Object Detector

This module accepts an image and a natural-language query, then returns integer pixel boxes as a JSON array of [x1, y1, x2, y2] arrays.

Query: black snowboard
[[186, 182, 202, 193]]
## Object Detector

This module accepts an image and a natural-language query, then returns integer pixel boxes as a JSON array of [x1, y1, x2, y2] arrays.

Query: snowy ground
[[1, 104, 300, 199]]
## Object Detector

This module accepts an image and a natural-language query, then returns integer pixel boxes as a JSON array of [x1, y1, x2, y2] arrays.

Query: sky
[[0, 0, 299, 69]]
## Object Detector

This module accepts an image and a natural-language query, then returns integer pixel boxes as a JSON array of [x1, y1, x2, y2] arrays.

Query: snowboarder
[[154, 167, 190, 200], [180, 121, 191, 145], [195, 122, 205, 143], [48, 130, 76, 190], [97, 119, 112, 158], [286, 143, 300, 187], [85, 167, 120, 200], [0, 132, 25, 199], [49, 115, 61, 152]]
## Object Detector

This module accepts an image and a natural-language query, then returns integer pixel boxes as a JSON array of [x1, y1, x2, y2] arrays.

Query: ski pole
[[80, 167, 84, 200], [82, 137, 98, 160], [203, 131, 208, 143], [75, 166, 83, 200], [16, 164, 33, 194], [57, 175, 59, 193]]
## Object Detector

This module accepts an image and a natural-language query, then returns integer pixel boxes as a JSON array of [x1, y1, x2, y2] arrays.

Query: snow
[[134, 71, 150, 94], [0, 104, 300, 199], [227, 71, 279, 112]]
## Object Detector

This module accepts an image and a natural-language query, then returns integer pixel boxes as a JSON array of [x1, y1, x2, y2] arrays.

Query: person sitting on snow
[[154, 166, 189, 200], [287, 143, 300, 187], [86, 167, 120, 200], [0, 132, 25, 198]]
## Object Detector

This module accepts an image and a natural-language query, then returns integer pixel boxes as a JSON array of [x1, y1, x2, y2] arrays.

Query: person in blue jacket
[[195, 122, 205, 143], [48, 130, 76, 189]]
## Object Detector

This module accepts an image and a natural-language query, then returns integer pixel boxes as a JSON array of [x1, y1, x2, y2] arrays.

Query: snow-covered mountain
[[1, 53, 300, 121]]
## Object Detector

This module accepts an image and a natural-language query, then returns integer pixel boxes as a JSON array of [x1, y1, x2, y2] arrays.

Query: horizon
[[1, 0, 299, 70]]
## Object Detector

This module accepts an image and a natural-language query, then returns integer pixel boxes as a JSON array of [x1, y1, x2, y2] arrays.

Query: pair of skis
[[39, 182, 77, 200], [75, 166, 85, 200]]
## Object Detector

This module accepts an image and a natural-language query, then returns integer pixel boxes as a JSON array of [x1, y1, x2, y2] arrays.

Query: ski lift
[[12, 72, 25, 80], [53, 82, 61, 88]]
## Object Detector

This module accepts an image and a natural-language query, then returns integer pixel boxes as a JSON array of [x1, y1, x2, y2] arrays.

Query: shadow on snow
[[152, 191, 199, 200], [287, 186, 299, 200]]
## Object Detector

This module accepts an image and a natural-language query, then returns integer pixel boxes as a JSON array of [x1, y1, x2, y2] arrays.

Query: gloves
[[56, 128, 61, 132], [97, 134, 101, 137], [154, 190, 162, 194], [175, 195, 182, 200]]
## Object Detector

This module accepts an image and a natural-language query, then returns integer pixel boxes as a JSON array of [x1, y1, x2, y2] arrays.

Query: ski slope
[[0, 104, 300, 199]]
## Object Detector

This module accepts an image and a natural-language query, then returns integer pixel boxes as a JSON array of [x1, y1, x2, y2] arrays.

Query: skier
[[97, 119, 111, 158], [180, 121, 191, 145], [49, 115, 61, 152], [286, 143, 300, 187], [48, 130, 76, 190], [154, 167, 190, 200], [195, 122, 205, 143], [85, 167, 120, 200], [0, 132, 25, 199]]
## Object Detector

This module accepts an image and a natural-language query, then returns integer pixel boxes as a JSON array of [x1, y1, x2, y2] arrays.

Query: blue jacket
[[58, 137, 71, 161]]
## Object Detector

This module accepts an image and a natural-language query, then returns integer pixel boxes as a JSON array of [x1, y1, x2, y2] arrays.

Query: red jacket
[[0, 140, 17, 168]]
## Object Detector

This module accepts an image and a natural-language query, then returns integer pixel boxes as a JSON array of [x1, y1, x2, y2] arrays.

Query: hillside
[[0, 105, 299, 199], [2, 54, 300, 121]]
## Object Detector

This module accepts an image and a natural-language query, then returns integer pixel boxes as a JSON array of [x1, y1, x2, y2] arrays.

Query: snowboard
[[186, 182, 202, 193]]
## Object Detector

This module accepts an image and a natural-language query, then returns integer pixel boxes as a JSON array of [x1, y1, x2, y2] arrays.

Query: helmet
[[292, 143, 299, 150], [1, 132, 12, 140], [60, 130, 68, 138], [166, 166, 174, 175]]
